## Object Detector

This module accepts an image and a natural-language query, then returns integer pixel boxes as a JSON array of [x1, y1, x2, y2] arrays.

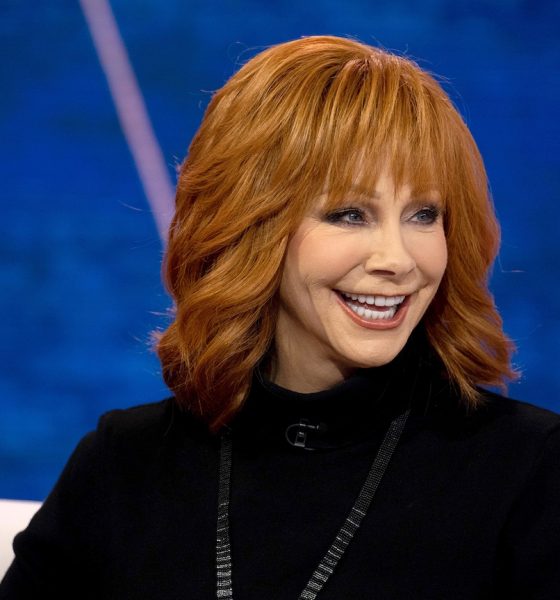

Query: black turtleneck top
[[2, 348, 560, 599]]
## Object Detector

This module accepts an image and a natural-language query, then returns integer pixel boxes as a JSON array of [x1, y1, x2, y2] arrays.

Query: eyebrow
[[339, 188, 440, 203], [319, 184, 442, 205]]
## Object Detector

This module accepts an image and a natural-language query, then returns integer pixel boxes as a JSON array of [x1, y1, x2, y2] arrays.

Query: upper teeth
[[341, 292, 406, 307]]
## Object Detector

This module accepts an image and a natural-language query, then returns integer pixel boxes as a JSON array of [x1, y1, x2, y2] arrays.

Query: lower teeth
[[346, 302, 397, 320]]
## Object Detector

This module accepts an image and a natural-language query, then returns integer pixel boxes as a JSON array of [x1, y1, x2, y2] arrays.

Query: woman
[[2, 36, 559, 599]]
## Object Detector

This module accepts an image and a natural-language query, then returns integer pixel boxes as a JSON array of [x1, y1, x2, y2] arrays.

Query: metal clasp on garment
[[285, 418, 322, 450]]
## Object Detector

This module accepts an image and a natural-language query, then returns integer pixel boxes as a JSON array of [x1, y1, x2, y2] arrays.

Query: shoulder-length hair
[[157, 35, 516, 430]]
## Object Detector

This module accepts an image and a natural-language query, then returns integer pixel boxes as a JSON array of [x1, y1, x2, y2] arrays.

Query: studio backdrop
[[1, 0, 559, 500]]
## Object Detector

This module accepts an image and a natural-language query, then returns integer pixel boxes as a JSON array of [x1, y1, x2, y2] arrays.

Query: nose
[[363, 223, 416, 278]]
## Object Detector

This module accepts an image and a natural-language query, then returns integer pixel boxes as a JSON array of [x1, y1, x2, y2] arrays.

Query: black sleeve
[[495, 424, 560, 599], [0, 429, 106, 599]]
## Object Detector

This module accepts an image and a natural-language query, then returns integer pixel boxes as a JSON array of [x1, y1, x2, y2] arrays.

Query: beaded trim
[[215, 408, 410, 599]]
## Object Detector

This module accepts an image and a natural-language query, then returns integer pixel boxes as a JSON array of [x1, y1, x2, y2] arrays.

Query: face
[[273, 169, 447, 392]]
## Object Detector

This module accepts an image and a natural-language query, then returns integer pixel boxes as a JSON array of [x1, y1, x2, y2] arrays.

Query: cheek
[[279, 240, 328, 304], [290, 236, 361, 288], [414, 232, 447, 282], [435, 235, 448, 278]]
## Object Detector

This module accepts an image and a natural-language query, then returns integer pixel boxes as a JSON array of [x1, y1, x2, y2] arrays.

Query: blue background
[[1, 0, 559, 500]]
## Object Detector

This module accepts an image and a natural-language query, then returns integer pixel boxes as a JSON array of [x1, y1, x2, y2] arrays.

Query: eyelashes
[[324, 204, 442, 226], [412, 205, 442, 224], [325, 208, 366, 225]]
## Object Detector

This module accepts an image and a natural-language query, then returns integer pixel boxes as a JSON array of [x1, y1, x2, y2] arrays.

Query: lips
[[335, 290, 410, 328]]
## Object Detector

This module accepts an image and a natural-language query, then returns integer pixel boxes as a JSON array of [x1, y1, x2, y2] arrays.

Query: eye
[[410, 205, 441, 225], [325, 208, 366, 225]]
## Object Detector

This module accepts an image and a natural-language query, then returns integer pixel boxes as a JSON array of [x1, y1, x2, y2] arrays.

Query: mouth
[[335, 290, 409, 326]]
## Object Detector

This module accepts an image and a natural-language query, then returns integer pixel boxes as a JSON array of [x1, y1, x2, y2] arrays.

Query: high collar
[[231, 331, 438, 451]]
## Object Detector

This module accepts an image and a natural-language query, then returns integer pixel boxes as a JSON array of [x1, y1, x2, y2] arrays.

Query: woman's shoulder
[[90, 397, 212, 456], [425, 381, 560, 451], [426, 388, 560, 475], [474, 389, 560, 437], [96, 398, 174, 438]]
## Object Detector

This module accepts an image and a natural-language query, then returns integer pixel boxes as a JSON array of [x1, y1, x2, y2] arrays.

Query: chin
[[338, 340, 410, 371]]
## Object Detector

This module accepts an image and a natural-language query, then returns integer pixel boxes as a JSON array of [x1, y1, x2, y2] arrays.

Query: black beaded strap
[[298, 408, 410, 599], [215, 409, 410, 599], [216, 433, 234, 599]]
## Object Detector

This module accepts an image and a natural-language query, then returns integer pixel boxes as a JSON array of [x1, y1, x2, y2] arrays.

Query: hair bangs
[[310, 54, 452, 211]]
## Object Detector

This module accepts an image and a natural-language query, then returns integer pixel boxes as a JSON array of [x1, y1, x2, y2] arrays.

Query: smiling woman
[[274, 170, 448, 392], [2, 35, 559, 600], [158, 36, 514, 429]]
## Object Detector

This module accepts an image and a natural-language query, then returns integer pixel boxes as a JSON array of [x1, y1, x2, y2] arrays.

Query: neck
[[269, 353, 355, 393]]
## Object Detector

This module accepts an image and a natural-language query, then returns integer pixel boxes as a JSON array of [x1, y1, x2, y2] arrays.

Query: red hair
[[156, 36, 516, 429]]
